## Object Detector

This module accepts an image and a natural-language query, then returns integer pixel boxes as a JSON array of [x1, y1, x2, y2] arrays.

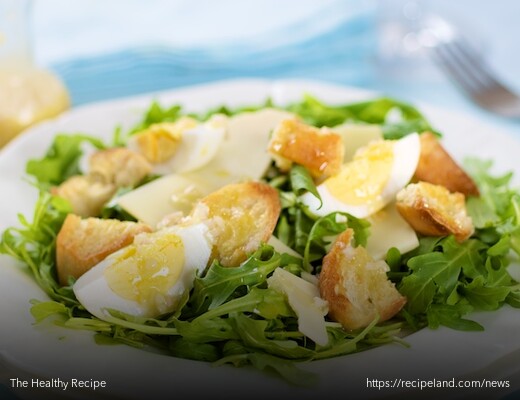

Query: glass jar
[[0, 0, 70, 148]]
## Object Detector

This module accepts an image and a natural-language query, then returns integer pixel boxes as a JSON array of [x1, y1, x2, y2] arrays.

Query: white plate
[[1, 79, 519, 400]]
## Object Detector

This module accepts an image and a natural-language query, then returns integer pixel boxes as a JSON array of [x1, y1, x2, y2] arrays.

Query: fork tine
[[429, 32, 520, 118], [431, 43, 480, 97], [432, 39, 512, 97], [441, 41, 490, 89], [449, 39, 507, 91]]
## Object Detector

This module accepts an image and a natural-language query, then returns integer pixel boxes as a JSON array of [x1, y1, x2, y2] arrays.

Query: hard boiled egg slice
[[301, 133, 420, 218], [73, 223, 212, 321], [129, 115, 227, 175]]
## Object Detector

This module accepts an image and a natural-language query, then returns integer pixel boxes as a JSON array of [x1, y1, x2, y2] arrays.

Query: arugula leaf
[[442, 236, 487, 281], [192, 98, 274, 121], [0, 192, 77, 305], [386, 247, 402, 272], [302, 212, 369, 272], [214, 351, 318, 387], [506, 291, 520, 308], [289, 165, 322, 207], [129, 101, 182, 134], [231, 313, 314, 360], [169, 338, 220, 362], [465, 158, 520, 256], [400, 235, 503, 317], [285, 94, 355, 127], [174, 318, 238, 343], [285, 94, 435, 140], [461, 276, 511, 310], [382, 119, 433, 140], [398, 257, 439, 315], [313, 316, 384, 359], [191, 288, 289, 323], [188, 245, 281, 314], [26, 134, 105, 186], [426, 304, 484, 331], [29, 299, 69, 323]]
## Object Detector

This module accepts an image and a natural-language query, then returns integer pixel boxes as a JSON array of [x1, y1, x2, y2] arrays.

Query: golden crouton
[[131, 117, 198, 163], [396, 181, 474, 242], [319, 229, 406, 331], [415, 132, 479, 196], [189, 181, 281, 267], [268, 118, 344, 179], [89, 147, 152, 187], [53, 148, 152, 217], [56, 214, 152, 285], [51, 175, 115, 217]]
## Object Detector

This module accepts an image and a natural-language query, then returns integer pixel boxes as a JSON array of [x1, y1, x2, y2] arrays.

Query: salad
[[1, 92, 519, 386]]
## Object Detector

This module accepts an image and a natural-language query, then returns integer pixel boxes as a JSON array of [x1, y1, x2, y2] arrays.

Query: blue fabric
[[49, 2, 377, 105]]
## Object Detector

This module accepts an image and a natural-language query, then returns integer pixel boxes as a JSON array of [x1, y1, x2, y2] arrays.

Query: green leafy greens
[[26, 134, 105, 187], [1, 94, 519, 386]]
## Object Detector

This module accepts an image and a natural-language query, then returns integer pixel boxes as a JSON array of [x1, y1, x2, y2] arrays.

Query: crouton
[[52, 147, 152, 217], [189, 181, 281, 267], [51, 175, 115, 217], [89, 147, 152, 187], [396, 181, 474, 242], [415, 132, 479, 196], [268, 118, 344, 180], [319, 229, 406, 331], [56, 214, 152, 285], [130, 117, 198, 163]]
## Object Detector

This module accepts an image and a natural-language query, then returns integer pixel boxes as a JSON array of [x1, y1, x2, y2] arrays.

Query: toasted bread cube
[[56, 214, 152, 285], [89, 147, 152, 188], [189, 181, 281, 267], [319, 229, 406, 331], [396, 181, 474, 242], [51, 175, 115, 217], [268, 118, 344, 179], [415, 132, 479, 196]]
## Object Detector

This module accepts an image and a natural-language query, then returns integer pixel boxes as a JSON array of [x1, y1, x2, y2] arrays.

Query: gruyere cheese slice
[[267, 236, 302, 258], [206, 108, 294, 180], [116, 171, 234, 226], [117, 109, 293, 226], [267, 267, 329, 346], [366, 202, 419, 261]]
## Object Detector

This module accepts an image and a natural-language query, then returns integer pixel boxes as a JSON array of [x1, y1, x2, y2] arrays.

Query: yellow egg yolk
[[134, 117, 198, 163], [104, 232, 185, 315], [324, 140, 394, 210]]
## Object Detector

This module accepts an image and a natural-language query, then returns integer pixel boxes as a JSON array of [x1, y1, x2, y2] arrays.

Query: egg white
[[73, 223, 213, 322], [301, 133, 421, 218]]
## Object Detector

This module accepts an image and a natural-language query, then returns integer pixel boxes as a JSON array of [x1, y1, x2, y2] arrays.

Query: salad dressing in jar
[[0, 0, 69, 148]]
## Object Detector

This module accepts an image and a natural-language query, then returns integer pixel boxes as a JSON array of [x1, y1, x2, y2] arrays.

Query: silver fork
[[430, 35, 520, 118]]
